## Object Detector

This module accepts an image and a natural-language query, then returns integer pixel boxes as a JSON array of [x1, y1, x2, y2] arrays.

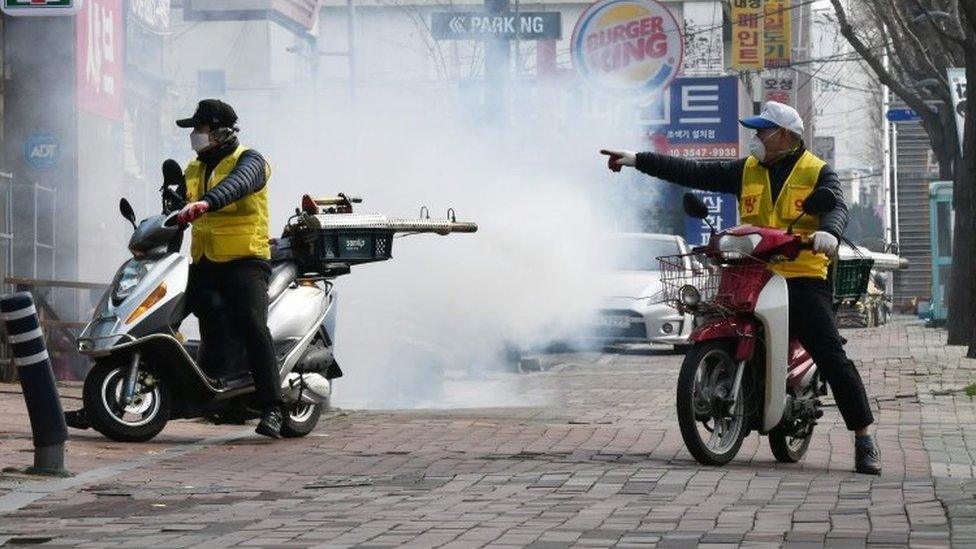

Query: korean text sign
[[948, 68, 967, 156], [731, 0, 763, 70], [76, 0, 124, 120], [764, 0, 792, 68], [639, 76, 740, 245]]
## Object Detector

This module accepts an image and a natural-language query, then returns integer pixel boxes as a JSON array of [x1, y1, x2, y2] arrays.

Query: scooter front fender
[[754, 274, 789, 433], [90, 334, 231, 399], [689, 317, 758, 362]]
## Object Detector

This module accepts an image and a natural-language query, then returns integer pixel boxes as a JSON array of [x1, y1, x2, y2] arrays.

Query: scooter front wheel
[[83, 359, 171, 442], [676, 340, 748, 466]]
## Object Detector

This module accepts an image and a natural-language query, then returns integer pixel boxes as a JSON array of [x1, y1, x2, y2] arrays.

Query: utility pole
[[797, 0, 814, 143], [881, 50, 892, 246]]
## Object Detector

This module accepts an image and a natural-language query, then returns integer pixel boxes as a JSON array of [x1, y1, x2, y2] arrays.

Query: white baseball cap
[[740, 101, 804, 135]]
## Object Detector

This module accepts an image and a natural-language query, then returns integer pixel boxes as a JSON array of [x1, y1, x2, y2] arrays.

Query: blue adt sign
[[25, 133, 59, 170]]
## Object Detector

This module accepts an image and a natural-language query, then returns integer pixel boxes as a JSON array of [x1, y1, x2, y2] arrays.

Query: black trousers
[[788, 277, 874, 431], [187, 258, 280, 409]]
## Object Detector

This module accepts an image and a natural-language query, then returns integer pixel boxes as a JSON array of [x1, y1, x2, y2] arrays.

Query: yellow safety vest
[[185, 145, 271, 263], [739, 150, 829, 279]]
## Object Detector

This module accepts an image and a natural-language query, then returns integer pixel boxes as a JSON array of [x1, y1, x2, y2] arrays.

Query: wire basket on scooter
[[657, 253, 769, 313]]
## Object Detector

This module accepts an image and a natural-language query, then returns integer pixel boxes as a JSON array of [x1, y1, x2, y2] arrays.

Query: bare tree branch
[[880, 0, 951, 88], [911, 0, 968, 44], [829, 0, 937, 119]]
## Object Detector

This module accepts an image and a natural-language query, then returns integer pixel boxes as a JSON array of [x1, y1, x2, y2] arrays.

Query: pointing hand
[[599, 149, 637, 172]]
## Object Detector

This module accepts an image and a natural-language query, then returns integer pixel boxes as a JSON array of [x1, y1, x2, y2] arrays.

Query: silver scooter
[[72, 182, 476, 442]]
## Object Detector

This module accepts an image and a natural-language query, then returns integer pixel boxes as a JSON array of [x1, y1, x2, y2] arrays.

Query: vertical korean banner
[[948, 68, 967, 156], [764, 0, 791, 68], [730, 0, 763, 70], [76, 0, 124, 120], [762, 71, 796, 106], [640, 76, 740, 246]]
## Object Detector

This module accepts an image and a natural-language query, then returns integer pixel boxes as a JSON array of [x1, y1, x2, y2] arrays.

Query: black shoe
[[855, 441, 882, 475], [64, 409, 90, 430], [255, 406, 282, 439]]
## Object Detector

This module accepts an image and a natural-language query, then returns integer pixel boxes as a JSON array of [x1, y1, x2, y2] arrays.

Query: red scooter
[[658, 189, 837, 465]]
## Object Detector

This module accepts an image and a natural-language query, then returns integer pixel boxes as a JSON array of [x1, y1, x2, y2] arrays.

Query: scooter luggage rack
[[657, 252, 769, 314]]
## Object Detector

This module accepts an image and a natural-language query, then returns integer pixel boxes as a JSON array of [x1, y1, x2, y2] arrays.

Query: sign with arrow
[[1, 0, 81, 16], [885, 107, 921, 122], [431, 12, 561, 40]]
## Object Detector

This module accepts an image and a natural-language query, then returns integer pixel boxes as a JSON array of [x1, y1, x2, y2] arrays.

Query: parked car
[[594, 233, 695, 350]]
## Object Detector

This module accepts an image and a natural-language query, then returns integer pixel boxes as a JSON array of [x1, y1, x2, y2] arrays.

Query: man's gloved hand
[[177, 201, 210, 225], [811, 231, 839, 256], [599, 149, 637, 172]]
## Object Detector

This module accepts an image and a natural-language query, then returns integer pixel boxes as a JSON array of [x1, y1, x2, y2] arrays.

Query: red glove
[[177, 201, 210, 225]]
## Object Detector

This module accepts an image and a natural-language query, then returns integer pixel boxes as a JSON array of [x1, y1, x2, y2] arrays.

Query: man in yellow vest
[[175, 99, 283, 439], [600, 101, 881, 475]]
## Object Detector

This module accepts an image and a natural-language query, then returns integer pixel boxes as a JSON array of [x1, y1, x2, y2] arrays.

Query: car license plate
[[598, 315, 632, 328]]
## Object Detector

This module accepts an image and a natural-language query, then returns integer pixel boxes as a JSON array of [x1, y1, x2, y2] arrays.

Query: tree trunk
[[963, 57, 976, 357], [946, 116, 972, 346]]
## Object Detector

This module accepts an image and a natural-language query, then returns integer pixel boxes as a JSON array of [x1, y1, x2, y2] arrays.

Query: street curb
[[0, 428, 252, 514]]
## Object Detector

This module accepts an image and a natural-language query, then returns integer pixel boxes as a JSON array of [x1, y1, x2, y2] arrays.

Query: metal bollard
[[0, 292, 69, 476]]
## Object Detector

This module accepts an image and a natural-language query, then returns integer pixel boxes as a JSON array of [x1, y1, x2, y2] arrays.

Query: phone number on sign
[[667, 147, 739, 159]]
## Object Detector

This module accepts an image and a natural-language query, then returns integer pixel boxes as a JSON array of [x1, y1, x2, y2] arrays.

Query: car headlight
[[111, 258, 157, 304], [718, 234, 763, 259]]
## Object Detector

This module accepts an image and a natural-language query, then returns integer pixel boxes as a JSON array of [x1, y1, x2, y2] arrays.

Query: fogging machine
[[273, 193, 477, 275]]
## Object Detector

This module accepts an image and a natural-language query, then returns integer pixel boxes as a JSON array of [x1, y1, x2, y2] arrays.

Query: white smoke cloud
[[259, 90, 645, 409]]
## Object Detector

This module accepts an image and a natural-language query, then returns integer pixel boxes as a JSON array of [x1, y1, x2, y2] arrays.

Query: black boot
[[255, 406, 282, 439], [855, 438, 882, 475]]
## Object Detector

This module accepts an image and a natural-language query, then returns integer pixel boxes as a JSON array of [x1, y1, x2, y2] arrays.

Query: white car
[[595, 233, 695, 350]]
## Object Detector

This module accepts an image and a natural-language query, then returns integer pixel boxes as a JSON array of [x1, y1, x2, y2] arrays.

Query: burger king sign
[[571, 0, 683, 102]]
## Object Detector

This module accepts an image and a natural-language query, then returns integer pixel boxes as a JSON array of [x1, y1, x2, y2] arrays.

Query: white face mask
[[748, 133, 768, 162], [190, 131, 211, 152]]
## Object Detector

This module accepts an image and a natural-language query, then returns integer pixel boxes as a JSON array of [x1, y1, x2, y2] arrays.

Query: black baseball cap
[[176, 99, 238, 129]]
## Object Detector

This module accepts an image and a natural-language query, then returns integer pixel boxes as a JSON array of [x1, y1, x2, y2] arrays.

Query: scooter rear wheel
[[83, 359, 171, 442], [279, 402, 324, 438], [676, 340, 748, 466]]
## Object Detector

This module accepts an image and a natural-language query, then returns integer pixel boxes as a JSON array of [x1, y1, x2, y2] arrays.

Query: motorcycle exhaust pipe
[[298, 347, 334, 373]]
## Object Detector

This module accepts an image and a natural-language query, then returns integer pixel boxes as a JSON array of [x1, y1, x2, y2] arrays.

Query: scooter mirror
[[119, 198, 137, 229], [801, 188, 837, 216], [682, 192, 710, 220], [161, 158, 184, 187]]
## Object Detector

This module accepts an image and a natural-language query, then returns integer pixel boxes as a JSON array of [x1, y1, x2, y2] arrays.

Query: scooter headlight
[[717, 234, 763, 260], [679, 284, 701, 308], [111, 258, 157, 304]]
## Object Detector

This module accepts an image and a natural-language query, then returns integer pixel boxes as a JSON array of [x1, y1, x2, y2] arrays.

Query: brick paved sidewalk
[[0, 318, 974, 548]]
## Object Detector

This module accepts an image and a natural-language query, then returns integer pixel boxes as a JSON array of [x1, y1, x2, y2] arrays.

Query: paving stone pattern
[[0, 319, 974, 548]]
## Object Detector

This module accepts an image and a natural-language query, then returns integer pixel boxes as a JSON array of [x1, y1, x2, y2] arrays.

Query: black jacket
[[634, 147, 848, 238], [197, 138, 269, 211]]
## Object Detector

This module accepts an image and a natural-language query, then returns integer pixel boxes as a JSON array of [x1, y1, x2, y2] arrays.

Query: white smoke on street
[[160, 16, 656, 409], [260, 96, 647, 409]]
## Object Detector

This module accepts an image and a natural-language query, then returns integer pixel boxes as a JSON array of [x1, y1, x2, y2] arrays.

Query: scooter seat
[[269, 261, 298, 301]]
